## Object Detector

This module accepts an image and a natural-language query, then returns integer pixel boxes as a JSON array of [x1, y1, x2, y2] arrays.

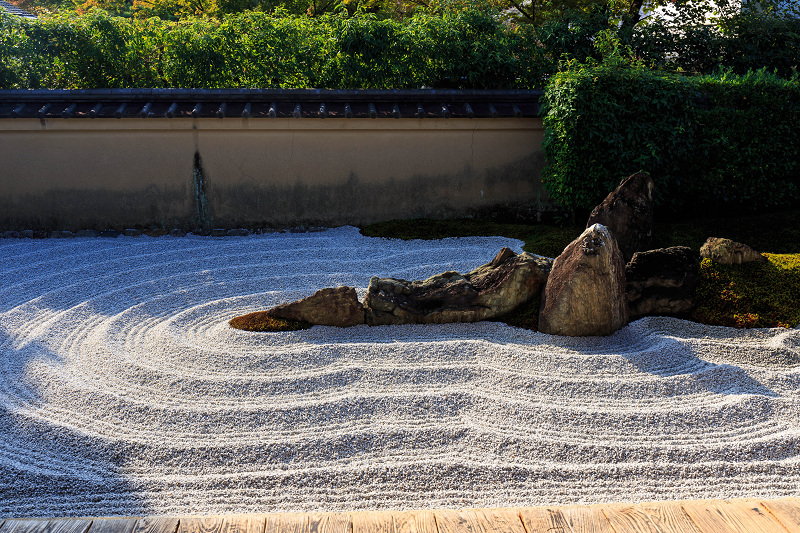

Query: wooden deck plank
[[392, 511, 437, 533], [131, 518, 179, 533], [558, 506, 615, 533], [518, 507, 573, 533], [89, 519, 139, 533], [0, 519, 93, 533], [601, 505, 661, 533], [179, 516, 265, 533], [761, 499, 800, 533], [632, 501, 703, 533], [681, 499, 789, 533], [264, 513, 350, 533], [433, 509, 525, 533], [351, 511, 393, 533]]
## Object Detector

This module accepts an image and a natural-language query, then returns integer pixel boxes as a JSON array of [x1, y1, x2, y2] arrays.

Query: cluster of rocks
[[253, 172, 767, 336], [1, 226, 329, 239]]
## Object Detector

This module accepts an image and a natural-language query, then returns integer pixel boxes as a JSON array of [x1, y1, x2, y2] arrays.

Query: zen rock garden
[[231, 172, 768, 337]]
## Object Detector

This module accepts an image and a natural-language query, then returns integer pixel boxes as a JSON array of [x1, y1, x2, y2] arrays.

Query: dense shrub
[[541, 60, 800, 217], [629, 13, 800, 78], [0, 8, 552, 89]]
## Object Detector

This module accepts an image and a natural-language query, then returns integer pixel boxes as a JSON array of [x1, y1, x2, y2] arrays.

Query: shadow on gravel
[[0, 327, 143, 518]]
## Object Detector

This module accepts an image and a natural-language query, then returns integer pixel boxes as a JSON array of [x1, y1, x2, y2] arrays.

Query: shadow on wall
[[211, 152, 548, 228]]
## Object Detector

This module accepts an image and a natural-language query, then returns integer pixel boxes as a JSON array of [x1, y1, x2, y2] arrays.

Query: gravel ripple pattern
[[1, 226, 799, 518]]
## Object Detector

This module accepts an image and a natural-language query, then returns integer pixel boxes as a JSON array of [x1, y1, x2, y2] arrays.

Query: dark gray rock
[[227, 228, 251, 237], [586, 172, 655, 261], [626, 246, 700, 320], [168, 228, 187, 237], [76, 229, 100, 238], [100, 229, 122, 238], [123, 229, 143, 237]]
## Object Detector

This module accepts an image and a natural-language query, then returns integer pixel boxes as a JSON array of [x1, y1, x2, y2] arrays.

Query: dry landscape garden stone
[[363, 247, 552, 326], [266, 286, 365, 327], [586, 171, 655, 261], [700, 237, 767, 264], [538, 223, 628, 336], [626, 246, 701, 320]]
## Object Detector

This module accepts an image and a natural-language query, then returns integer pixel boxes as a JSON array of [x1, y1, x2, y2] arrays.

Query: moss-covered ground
[[229, 311, 312, 332]]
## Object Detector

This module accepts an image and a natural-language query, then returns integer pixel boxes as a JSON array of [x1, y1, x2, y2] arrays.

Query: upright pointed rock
[[539, 224, 628, 336], [587, 172, 655, 261]]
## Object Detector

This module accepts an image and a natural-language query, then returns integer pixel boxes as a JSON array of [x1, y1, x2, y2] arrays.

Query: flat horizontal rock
[[364, 247, 552, 326], [700, 237, 767, 264]]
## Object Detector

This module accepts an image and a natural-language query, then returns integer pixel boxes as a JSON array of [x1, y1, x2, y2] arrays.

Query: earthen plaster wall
[[0, 117, 547, 230]]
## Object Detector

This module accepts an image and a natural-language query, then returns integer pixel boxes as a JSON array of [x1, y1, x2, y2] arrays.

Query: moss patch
[[692, 254, 800, 329], [360, 218, 579, 259], [491, 294, 542, 331], [229, 311, 313, 332]]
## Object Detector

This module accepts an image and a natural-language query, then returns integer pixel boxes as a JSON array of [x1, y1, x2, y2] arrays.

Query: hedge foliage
[[4, 6, 799, 90], [0, 8, 562, 89], [541, 59, 800, 216]]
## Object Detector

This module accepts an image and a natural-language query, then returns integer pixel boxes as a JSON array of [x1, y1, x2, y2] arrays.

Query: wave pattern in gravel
[[1, 227, 799, 518]]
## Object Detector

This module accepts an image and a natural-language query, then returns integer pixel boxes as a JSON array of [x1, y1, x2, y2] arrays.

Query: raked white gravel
[[0, 226, 799, 518]]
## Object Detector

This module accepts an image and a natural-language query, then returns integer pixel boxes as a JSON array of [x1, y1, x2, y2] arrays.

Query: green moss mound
[[692, 254, 800, 329], [229, 311, 312, 332], [491, 294, 542, 331], [360, 218, 579, 259]]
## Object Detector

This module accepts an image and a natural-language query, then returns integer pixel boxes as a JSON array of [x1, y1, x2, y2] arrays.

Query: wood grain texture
[[89, 519, 139, 533], [0, 519, 93, 533], [681, 499, 789, 533], [131, 518, 179, 533], [632, 501, 702, 533], [518, 507, 573, 533], [392, 511, 436, 533], [761, 499, 800, 533], [558, 505, 615, 533], [433, 508, 525, 533], [351, 512, 394, 533], [601, 504, 666, 533], [264, 513, 350, 533], [179, 516, 265, 533]]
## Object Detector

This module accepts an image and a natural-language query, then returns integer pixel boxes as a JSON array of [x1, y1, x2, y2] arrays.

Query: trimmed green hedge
[[0, 8, 553, 89], [541, 61, 800, 216]]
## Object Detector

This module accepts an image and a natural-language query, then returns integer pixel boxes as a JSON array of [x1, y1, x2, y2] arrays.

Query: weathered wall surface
[[0, 117, 547, 230]]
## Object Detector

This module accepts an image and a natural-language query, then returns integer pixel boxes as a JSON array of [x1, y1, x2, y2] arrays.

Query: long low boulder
[[364, 247, 553, 326]]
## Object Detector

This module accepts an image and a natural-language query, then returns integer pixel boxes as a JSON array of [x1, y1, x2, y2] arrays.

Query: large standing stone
[[700, 237, 767, 264], [364, 247, 552, 326], [266, 286, 365, 327], [626, 246, 700, 320], [586, 172, 655, 261], [538, 224, 628, 336]]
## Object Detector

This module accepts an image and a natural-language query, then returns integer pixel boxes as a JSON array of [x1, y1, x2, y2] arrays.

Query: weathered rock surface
[[267, 286, 365, 327], [364, 247, 552, 326], [538, 224, 628, 336], [700, 237, 767, 264], [626, 246, 700, 319], [586, 172, 655, 261]]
